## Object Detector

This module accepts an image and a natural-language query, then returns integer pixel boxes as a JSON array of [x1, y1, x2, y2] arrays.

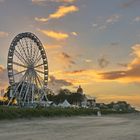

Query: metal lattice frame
[[7, 32, 48, 106]]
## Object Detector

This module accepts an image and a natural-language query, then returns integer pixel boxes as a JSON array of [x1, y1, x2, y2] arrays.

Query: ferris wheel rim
[[7, 32, 48, 87]]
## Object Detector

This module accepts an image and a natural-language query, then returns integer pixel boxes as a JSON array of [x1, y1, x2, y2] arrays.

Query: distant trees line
[[47, 89, 85, 105], [0, 87, 85, 106]]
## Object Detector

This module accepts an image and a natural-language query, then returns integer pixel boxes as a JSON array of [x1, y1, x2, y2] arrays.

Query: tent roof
[[59, 99, 71, 107]]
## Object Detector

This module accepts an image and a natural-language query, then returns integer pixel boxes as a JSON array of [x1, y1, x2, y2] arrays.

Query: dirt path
[[0, 114, 140, 140]]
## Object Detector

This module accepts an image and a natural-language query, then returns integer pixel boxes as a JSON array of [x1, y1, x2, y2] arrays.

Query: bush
[[0, 106, 136, 120]]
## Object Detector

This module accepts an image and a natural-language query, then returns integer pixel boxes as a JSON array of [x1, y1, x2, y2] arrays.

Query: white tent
[[58, 100, 71, 108]]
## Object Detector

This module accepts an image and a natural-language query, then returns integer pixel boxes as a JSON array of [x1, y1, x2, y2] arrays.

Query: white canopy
[[58, 100, 71, 108]]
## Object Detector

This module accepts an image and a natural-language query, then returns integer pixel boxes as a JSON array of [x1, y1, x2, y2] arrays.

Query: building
[[77, 85, 83, 94], [76, 85, 96, 108]]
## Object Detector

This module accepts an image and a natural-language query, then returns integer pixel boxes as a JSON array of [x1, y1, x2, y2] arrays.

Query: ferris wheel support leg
[[36, 72, 48, 102], [23, 73, 31, 105], [15, 71, 28, 106], [7, 71, 27, 106], [31, 85, 35, 104], [7, 80, 23, 106]]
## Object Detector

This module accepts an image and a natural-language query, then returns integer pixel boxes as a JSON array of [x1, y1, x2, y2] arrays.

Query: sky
[[0, 0, 140, 108]]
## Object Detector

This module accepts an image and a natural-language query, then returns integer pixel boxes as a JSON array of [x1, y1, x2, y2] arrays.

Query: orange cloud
[[48, 44, 140, 86], [0, 65, 8, 89], [49, 5, 78, 19], [71, 32, 78, 36], [35, 17, 48, 22], [0, 31, 9, 38], [35, 5, 79, 22], [38, 29, 69, 40], [44, 44, 63, 49], [51, 69, 100, 86], [99, 44, 140, 83]]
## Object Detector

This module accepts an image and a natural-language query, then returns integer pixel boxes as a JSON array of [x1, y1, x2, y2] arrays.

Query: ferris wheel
[[7, 32, 48, 106]]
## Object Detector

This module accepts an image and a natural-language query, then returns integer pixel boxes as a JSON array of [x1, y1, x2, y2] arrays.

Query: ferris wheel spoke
[[35, 72, 44, 96], [13, 61, 27, 68], [17, 71, 28, 103], [34, 63, 44, 68], [33, 46, 40, 63], [36, 72, 48, 101], [34, 54, 42, 65], [31, 43, 38, 64], [24, 38, 32, 63], [19, 40, 31, 64], [36, 72, 44, 82], [30, 39, 34, 62], [35, 69, 44, 74], [14, 49, 28, 65], [17, 43, 28, 64], [13, 70, 26, 76]]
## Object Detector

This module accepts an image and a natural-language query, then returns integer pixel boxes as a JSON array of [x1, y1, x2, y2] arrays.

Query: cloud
[[106, 15, 120, 24], [120, 0, 139, 8], [110, 42, 119, 46], [92, 24, 98, 28], [38, 29, 69, 40], [50, 5, 78, 20], [44, 44, 63, 49], [92, 14, 120, 31], [98, 55, 110, 68], [51, 0, 76, 3], [0, 31, 9, 38], [31, 0, 47, 6], [66, 69, 85, 74], [62, 69, 100, 85], [85, 59, 92, 63], [32, 0, 76, 6], [133, 16, 140, 22], [99, 44, 140, 83], [0, 0, 5, 2], [49, 44, 140, 85], [117, 63, 128, 68], [35, 17, 48, 22], [58, 52, 76, 67], [32, 0, 46, 4], [71, 32, 78, 36], [49, 51, 76, 69], [32, 0, 46, 2], [0, 65, 8, 89], [35, 5, 79, 22], [48, 75, 73, 93]]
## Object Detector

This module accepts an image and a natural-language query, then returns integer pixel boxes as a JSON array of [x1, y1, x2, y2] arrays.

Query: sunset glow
[[0, 0, 140, 108]]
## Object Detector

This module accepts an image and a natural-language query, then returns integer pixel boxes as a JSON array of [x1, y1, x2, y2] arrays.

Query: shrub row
[[0, 106, 135, 120]]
